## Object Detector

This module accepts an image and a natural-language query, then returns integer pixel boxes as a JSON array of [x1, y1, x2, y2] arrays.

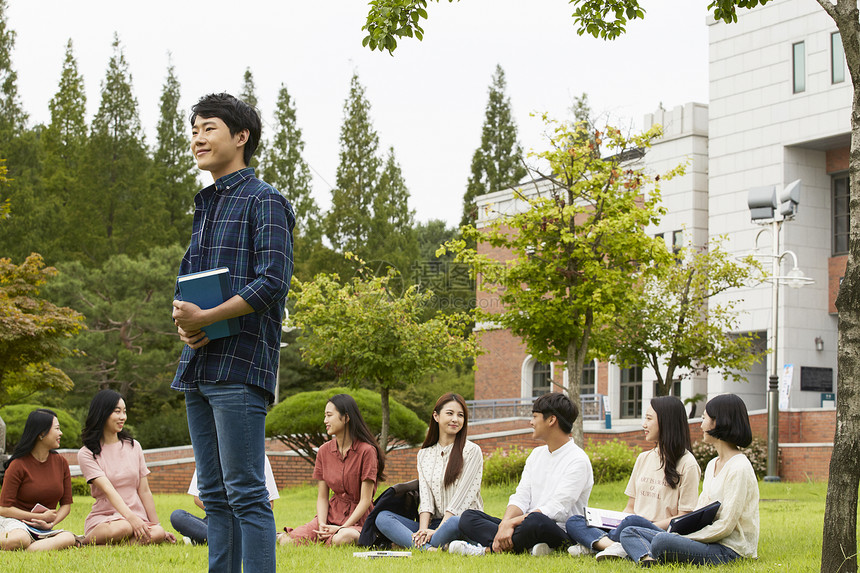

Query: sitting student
[[0, 409, 77, 551], [279, 394, 384, 546], [77, 389, 175, 545], [171, 456, 280, 545], [451, 392, 593, 556], [375, 393, 483, 549], [566, 395, 700, 560], [620, 394, 759, 566]]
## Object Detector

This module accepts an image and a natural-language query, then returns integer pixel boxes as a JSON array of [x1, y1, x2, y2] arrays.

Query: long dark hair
[[81, 389, 133, 458], [651, 396, 692, 489], [421, 393, 469, 487], [328, 394, 385, 481], [5, 408, 57, 469]]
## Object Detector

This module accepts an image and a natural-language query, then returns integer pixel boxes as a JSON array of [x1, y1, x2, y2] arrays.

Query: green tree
[[0, 253, 85, 408], [613, 241, 764, 397], [239, 67, 262, 171], [42, 39, 88, 263], [440, 118, 682, 445], [153, 58, 197, 246], [77, 34, 160, 263], [413, 219, 476, 315], [266, 386, 427, 466], [291, 257, 478, 447], [462, 65, 526, 229], [262, 83, 320, 242], [45, 245, 186, 420], [0, 0, 26, 149], [368, 147, 418, 276], [325, 73, 380, 255]]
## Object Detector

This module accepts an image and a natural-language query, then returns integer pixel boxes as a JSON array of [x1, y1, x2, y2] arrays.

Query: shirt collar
[[214, 167, 255, 193]]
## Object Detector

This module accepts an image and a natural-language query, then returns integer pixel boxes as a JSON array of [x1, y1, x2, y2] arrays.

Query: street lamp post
[[747, 180, 812, 482]]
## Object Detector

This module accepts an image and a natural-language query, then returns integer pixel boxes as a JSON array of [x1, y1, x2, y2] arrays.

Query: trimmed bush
[[0, 404, 81, 451], [265, 387, 427, 466], [587, 439, 641, 484], [134, 406, 190, 449], [692, 437, 768, 479], [71, 476, 89, 496], [482, 446, 529, 486]]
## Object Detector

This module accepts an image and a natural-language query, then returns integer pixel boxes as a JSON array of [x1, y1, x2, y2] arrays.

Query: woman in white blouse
[[375, 393, 483, 549], [619, 394, 760, 566]]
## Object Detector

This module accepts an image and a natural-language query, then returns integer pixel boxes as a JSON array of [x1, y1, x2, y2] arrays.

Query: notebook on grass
[[177, 267, 240, 341], [585, 507, 633, 530], [667, 501, 721, 535]]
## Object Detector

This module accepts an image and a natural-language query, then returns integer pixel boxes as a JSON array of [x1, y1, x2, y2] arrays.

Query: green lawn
[[1, 480, 833, 572]]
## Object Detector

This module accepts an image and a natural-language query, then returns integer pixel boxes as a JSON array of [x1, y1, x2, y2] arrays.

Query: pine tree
[[462, 64, 526, 228], [262, 83, 319, 241], [369, 147, 417, 276], [153, 58, 197, 245], [239, 67, 262, 170], [325, 73, 380, 255], [0, 0, 26, 149], [42, 39, 88, 262], [78, 33, 159, 263]]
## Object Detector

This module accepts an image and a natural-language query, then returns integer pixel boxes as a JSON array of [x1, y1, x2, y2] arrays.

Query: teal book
[[177, 267, 240, 341]]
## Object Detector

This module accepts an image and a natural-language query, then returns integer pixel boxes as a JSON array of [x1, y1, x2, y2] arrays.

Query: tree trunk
[[379, 386, 390, 450], [566, 340, 586, 447], [821, 3, 860, 572]]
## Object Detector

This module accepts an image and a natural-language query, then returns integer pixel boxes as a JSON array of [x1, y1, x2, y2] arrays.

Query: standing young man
[[171, 93, 294, 573], [452, 392, 594, 556]]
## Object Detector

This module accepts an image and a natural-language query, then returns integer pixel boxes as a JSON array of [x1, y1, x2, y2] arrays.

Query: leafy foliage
[[482, 445, 529, 486], [392, 365, 474, 423], [133, 405, 189, 450], [0, 254, 85, 408], [0, 403, 81, 451], [441, 117, 682, 444], [691, 438, 768, 480], [290, 257, 478, 447], [613, 240, 765, 396], [265, 386, 427, 466], [462, 65, 527, 229], [587, 439, 641, 484]]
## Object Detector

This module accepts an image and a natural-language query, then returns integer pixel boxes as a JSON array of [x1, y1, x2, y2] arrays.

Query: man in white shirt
[[452, 393, 594, 556]]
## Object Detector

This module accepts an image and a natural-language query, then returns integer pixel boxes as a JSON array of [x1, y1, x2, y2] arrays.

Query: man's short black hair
[[532, 392, 577, 434], [190, 93, 262, 167], [704, 394, 752, 448]]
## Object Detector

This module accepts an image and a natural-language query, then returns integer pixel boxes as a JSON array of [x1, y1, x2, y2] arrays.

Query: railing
[[467, 394, 605, 422]]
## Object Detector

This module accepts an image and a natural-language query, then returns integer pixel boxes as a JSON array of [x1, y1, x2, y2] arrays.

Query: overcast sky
[[7, 0, 710, 227]]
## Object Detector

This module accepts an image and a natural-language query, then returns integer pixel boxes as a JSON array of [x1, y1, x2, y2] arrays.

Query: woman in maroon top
[[279, 394, 385, 546], [0, 408, 77, 551]]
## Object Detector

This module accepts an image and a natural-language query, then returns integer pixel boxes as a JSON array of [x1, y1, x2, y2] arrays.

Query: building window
[[832, 32, 845, 84], [581, 360, 596, 394], [793, 42, 806, 93], [833, 173, 849, 255], [532, 361, 552, 397], [656, 379, 682, 397], [620, 366, 643, 419], [672, 230, 683, 256]]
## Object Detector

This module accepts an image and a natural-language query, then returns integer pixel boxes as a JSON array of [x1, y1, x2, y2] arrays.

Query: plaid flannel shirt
[[172, 167, 295, 400]]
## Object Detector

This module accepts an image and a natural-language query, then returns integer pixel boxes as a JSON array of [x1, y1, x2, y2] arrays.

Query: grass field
[[0, 480, 837, 572]]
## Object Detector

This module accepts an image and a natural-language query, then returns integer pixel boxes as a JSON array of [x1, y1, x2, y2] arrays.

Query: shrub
[[0, 404, 81, 451], [134, 406, 190, 449], [71, 476, 89, 496], [482, 445, 530, 486], [265, 387, 427, 466], [691, 437, 769, 480], [586, 439, 641, 484]]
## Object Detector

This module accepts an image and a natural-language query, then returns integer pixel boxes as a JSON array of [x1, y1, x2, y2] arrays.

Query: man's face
[[530, 411, 552, 441], [190, 115, 246, 179]]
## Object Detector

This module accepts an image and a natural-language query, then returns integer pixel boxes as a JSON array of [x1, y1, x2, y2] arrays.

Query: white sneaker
[[449, 540, 486, 556], [568, 543, 591, 556], [531, 542, 552, 556], [595, 541, 627, 561], [182, 536, 192, 546]]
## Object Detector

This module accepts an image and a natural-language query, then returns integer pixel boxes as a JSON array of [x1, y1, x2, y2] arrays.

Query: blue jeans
[[186, 383, 275, 573], [170, 510, 208, 545], [620, 527, 741, 565], [566, 514, 658, 549], [374, 511, 463, 549]]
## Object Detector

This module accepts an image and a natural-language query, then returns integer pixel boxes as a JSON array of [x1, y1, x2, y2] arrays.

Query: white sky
[[7, 0, 710, 228]]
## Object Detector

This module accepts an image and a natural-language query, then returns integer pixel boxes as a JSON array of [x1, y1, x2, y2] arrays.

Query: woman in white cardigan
[[619, 394, 759, 566], [375, 393, 483, 549]]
